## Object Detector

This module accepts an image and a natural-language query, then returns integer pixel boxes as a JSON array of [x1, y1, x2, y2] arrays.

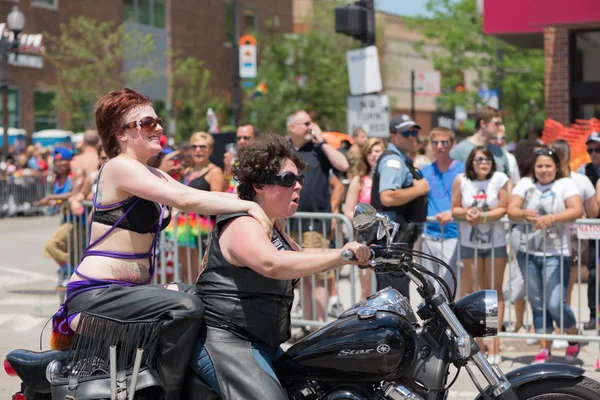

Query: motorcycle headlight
[[455, 290, 498, 337]]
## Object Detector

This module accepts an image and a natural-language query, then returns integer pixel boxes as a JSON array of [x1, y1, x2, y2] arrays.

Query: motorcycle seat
[[6, 348, 69, 393]]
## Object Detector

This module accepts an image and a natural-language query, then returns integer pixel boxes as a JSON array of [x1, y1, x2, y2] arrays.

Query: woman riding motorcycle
[[190, 134, 371, 399], [50, 88, 271, 400]]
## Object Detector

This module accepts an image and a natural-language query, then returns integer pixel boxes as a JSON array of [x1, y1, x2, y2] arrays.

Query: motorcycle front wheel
[[515, 377, 600, 399]]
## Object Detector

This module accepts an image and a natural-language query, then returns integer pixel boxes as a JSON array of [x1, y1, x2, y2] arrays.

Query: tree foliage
[[171, 55, 227, 141], [244, 1, 360, 134], [410, 0, 545, 140], [43, 16, 158, 132]]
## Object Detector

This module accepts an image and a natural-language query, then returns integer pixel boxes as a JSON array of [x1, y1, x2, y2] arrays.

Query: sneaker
[[565, 344, 580, 362], [595, 357, 600, 371], [487, 354, 503, 365], [526, 337, 539, 345], [552, 339, 569, 350], [533, 348, 550, 364], [583, 320, 596, 330]]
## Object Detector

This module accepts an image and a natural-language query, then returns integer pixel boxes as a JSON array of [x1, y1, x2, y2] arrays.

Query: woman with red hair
[[51, 88, 270, 400]]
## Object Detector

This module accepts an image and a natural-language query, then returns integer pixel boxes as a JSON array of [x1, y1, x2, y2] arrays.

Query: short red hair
[[94, 88, 152, 159]]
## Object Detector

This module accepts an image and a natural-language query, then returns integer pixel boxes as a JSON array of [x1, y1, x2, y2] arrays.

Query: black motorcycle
[[5, 202, 600, 399]]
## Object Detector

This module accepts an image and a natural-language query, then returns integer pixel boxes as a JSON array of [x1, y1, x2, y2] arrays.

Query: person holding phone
[[223, 123, 258, 193]]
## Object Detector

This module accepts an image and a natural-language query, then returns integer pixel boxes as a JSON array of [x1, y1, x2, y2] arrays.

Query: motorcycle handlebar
[[340, 249, 376, 262]]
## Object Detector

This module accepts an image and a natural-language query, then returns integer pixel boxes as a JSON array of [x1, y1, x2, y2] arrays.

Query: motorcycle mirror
[[352, 203, 378, 230]]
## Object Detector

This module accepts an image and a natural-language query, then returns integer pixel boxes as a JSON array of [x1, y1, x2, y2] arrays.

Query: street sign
[[414, 71, 441, 96], [346, 94, 390, 138], [239, 34, 257, 79], [346, 45, 382, 96], [478, 84, 499, 108]]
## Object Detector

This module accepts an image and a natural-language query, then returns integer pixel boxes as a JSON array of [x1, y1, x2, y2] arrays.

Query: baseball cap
[[586, 132, 600, 145], [161, 147, 175, 155], [53, 147, 73, 161], [389, 114, 421, 133]]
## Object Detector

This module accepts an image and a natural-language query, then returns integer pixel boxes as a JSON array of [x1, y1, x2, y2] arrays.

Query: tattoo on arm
[[111, 262, 149, 283], [95, 179, 103, 204]]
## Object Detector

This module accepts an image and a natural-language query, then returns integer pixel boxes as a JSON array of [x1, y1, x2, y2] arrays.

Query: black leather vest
[[585, 163, 600, 187], [195, 212, 296, 348], [370, 149, 428, 225]]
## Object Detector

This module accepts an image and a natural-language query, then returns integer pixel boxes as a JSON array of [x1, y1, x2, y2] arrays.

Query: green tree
[[171, 55, 227, 141], [43, 16, 158, 132], [244, 1, 360, 134], [410, 0, 545, 140]]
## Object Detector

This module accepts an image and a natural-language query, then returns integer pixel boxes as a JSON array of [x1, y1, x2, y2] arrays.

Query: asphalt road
[[1, 216, 600, 399]]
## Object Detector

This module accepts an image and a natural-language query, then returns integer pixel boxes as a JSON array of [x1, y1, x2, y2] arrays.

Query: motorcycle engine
[[288, 383, 372, 400]]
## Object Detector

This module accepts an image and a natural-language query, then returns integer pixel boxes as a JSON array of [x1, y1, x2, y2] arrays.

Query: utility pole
[[231, 0, 241, 127]]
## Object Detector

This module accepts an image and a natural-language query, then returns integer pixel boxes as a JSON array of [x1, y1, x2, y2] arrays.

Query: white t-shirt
[[570, 171, 595, 214], [512, 177, 581, 256], [505, 151, 520, 185], [458, 171, 509, 249]]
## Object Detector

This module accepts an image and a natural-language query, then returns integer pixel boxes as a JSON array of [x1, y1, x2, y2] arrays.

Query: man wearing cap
[[450, 106, 511, 178], [578, 132, 600, 330], [370, 114, 430, 297]]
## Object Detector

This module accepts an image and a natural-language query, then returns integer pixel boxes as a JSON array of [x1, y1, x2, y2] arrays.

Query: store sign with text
[[0, 23, 44, 69]]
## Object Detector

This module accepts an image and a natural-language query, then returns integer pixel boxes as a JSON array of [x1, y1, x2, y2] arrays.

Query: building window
[[0, 88, 20, 130], [34, 92, 57, 132], [123, 0, 165, 29], [243, 8, 258, 34], [573, 31, 600, 83], [32, 0, 57, 7]]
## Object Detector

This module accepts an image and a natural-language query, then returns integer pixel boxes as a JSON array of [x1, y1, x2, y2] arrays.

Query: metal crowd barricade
[[418, 217, 600, 345], [0, 175, 53, 217]]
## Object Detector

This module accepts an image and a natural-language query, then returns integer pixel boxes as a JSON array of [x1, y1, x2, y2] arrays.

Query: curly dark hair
[[232, 134, 308, 201], [465, 146, 496, 181]]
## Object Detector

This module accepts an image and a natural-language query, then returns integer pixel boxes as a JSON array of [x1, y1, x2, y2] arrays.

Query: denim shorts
[[460, 245, 507, 259]]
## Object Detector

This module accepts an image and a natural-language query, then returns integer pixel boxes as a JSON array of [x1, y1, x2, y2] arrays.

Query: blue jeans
[[516, 252, 576, 333], [190, 336, 285, 398]]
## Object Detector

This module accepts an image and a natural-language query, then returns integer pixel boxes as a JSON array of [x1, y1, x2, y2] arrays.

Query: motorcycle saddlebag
[[51, 367, 163, 399]]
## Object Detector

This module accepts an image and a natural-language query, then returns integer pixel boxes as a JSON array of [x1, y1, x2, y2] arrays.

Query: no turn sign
[[346, 94, 390, 138]]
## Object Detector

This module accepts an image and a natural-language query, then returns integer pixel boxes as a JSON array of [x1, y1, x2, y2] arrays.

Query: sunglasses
[[536, 149, 555, 156], [587, 148, 600, 155], [266, 172, 305, 187], [431, 139, 450, 147], [493, 121, 503, 127], [237, 136, 252, 142], [301, 121, 312, 127], [191, 144, 208, 151], [123, 116, 163, 131], [397, 129, 419, 138], [494, 136, 506, 141], [474, 156, 492, 164]]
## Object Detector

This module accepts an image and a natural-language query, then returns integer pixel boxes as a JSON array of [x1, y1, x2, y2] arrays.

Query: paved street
[[1, 216, 600, 399]]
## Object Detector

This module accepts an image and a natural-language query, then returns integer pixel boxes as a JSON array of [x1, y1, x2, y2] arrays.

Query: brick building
[[483, 0, 600, 126], [0, 0, 292, 138]]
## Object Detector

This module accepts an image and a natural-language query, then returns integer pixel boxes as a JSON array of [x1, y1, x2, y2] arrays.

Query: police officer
[[371, 115, 430, 297]]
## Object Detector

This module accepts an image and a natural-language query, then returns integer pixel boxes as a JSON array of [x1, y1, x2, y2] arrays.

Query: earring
[[121, 137, 127, 141]]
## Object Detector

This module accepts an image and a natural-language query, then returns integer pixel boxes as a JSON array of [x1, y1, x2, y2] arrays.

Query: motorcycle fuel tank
[[282, 289, 418, 381]]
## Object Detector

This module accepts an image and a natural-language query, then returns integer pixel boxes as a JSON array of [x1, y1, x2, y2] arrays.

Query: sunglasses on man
[[123, 116, 163, 131], [237, 136, 252, 142], [587, 147, 600, 155], [394, 129, 419, 138]]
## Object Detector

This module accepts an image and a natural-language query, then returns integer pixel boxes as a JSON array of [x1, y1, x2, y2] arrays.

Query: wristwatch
[[314, 139, 327, 148]]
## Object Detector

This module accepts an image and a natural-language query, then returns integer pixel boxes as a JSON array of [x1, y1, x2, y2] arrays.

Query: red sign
[[483, 0, 600, 35]]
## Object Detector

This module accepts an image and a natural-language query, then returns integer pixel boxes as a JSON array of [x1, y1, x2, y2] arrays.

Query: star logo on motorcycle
[[377, 344, 390, 354]]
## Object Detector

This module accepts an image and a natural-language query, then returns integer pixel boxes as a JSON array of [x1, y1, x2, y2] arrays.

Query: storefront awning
[[483, 0, 600, 48]]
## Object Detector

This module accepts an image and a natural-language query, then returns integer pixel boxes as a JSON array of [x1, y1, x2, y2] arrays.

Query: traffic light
[[335, 0, 375, 46]]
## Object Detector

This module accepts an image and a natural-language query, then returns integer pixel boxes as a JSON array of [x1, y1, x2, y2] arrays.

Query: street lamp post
[[1, 5, 24, 160]]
